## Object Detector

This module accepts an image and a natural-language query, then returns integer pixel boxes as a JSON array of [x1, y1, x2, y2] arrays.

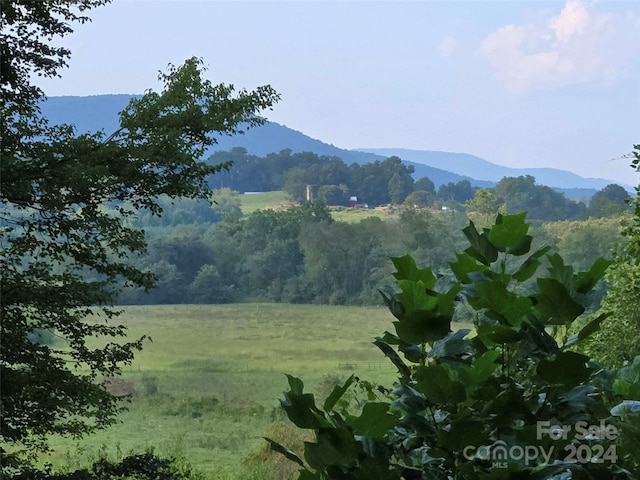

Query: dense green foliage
[[210, 149, 417, 207], [208, 149, 624, 221], [120, 203, 466, 305], [269, 213, 640, 479], [1, 0, 279, 464], [493, 175, 587, 221], [119, 193, 626, 307], [588, 184, 632, 218], [4, 452, 200, 480], [580, 147, 640, 368], [0, 0, 110, 114]]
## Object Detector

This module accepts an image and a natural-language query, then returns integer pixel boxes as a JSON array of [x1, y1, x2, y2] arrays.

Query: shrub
[[2, 453, 202, 480], [267, 213, 640, 479]]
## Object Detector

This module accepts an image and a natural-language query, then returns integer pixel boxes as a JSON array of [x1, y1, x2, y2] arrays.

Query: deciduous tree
[[582, 147, 640, 367], [0, 0, 279, 460], [588, 183, 632, 218], [268, 213, 640, 479]]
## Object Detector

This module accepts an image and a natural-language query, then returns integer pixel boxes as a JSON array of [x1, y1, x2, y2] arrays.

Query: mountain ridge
[[356, 148, 614, 191], [38, 95, 623, 193]]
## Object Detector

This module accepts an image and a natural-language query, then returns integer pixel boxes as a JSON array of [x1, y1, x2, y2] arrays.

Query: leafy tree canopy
[[1, 0, 110, 115], [588, 183, 632, 218], [268, 212, 640, 479], [436, 179, 475, 203], [582, 146, 640, 367], [0, 0, 279, 460], [494, 175, 585, 220]]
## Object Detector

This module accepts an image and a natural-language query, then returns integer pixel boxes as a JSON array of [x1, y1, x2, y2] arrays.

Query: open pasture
[[238, 190, 401, 224], [239, 191, 296, 214], [42, 303, 414, 478]]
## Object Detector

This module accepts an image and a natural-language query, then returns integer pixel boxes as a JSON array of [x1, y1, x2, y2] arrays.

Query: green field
[[327, 205, 400, 223], [238, 190, 401, 223], [41, 303, 429, 478], [239, 191, 296, 214]]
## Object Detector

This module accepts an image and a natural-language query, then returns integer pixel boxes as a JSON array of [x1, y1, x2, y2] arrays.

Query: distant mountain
[[39, 95, 618, 194], [208, 122, 487, 188], [40, 94, 132, 135], [357, 148, 619, 192], [38, 95, 483, 188]]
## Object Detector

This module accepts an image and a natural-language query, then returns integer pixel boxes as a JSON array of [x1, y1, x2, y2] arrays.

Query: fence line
[[339, 362, 395, 371]]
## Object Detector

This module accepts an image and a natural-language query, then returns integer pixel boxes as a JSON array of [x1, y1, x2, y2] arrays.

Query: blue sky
[[38, 0, 640, 185]]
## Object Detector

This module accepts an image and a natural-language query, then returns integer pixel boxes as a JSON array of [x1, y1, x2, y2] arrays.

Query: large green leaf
[[286, 374, 306, 395], [350, 402, 398, 438], [476, 323, 521, 344], [395, 279, 438, 313], [436, 282, 462, 319], [535, 278, 585, 325], [428, 329, 471, 359], [264, 437, 305, 466], [379, 287, 406, 320], [304, 427, 359, 470], [517, 318, 559, 359], [507, 234, 533, 256], [575, 257, 613, 294], [488, 212, 529, 250], [513, 246, 551, 282], [374, 338, 411, 379], [459, 350, 501, 384], [559, 385, 597, 412], [437, 417, 488, 451], [463, 221, 498, 265], [398, 342, 425, 364], [323, 374, 355, 412], [474, 281, 533, 327], [414, 364, 466, 404], [613, 379, 640, 400], [449, 252, 484, 284], [577, 312, 611, 341], [391, 254, 436, 288], [281, 376, 329, 429], [537, 351, 592, 386], [393, 311, 451, 344], [546, 253, 574, 290]]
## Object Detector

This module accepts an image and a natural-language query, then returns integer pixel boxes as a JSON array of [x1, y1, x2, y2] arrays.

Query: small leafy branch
[[267, 212, 640, 479]]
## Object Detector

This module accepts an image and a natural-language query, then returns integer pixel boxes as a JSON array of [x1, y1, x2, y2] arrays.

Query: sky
[[36, 0, 640, 186]]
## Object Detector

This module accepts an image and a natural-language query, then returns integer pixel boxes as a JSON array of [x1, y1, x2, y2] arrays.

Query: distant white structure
[[306, 184, 316, 202]]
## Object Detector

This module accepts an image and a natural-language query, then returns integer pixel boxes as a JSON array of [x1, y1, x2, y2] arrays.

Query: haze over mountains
[[40, 95, 626, 196]]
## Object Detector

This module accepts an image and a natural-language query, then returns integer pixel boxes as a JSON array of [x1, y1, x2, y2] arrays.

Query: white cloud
[[480, 1, 640, 93], [549, 0, 588, 43]]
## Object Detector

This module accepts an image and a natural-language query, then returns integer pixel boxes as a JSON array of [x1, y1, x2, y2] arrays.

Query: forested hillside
[[206, 148, 629, 212], [119, 174, 631, 307]]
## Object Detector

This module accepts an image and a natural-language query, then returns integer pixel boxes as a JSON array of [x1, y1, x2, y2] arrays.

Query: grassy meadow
[[41, 303, 424, 478], [239, 191, 296, 214], [239, 191, 401, 223]]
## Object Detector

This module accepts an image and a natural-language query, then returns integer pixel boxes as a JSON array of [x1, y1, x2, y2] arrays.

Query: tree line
[[118, 193, 627, 307], [1, 0, 280, 471], [208, 147, 631, 221], [120, 201, 462, 305]]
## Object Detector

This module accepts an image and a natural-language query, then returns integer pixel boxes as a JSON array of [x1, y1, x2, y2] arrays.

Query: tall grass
[[43, 303, 431, 478]]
